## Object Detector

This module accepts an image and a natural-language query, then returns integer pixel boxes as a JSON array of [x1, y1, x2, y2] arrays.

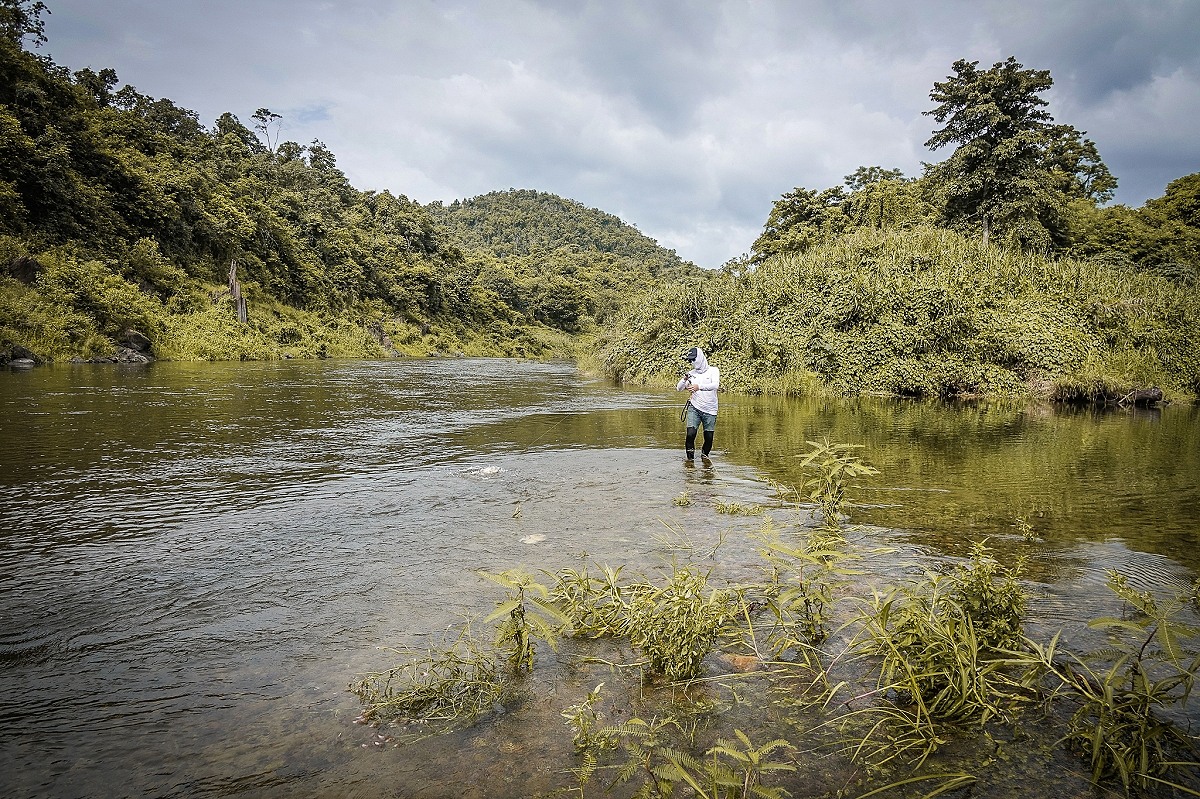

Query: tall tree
[[924, 57, 1062, 248], [0, 0, 48, 47], [751, 186, 848, 260], [923, 57, 1117, 251], [844, 166, 905, 192]]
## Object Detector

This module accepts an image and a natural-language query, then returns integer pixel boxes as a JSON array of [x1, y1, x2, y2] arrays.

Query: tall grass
[[597, 226, 1200, 402]]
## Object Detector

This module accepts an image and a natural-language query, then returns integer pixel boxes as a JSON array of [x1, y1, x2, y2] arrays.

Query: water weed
[[795, 439, 879, 529], [715, 501, 765, 516], [753, 519, 861, 654], [348, 626, 502, 731], [1021, 571, 1200, 794], [479, 568, 569, 672], [562, 683, 619, 753], [629, 565, 732, 682], [550, 563, 641, 639]]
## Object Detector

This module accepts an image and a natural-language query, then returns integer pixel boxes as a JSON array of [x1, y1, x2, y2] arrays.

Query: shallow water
[[1, 358, 1197, 798]]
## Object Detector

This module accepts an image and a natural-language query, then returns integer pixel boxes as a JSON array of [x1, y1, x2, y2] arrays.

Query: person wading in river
[[676, 346, 720, 464]]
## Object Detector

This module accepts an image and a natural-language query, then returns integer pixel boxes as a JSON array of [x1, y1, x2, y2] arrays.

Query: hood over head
[[684, 346, 709, 373]]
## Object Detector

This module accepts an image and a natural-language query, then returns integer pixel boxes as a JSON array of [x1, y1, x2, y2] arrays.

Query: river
[[1, 358, 1197, 798]]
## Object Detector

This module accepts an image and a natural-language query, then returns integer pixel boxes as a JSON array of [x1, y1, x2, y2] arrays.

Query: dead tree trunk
[[228, 260, 248, 323]]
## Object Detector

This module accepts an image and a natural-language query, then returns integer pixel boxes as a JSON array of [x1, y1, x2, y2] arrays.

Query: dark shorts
[[684, 404, 717, 432]]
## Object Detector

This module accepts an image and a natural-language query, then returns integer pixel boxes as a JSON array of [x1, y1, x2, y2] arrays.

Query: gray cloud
[[40, 0, 1200, 267]]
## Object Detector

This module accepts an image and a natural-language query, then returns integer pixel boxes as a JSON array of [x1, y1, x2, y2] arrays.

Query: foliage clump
[[349, 628, 503, 727], [1023, 571, 1200, 795], [628, 565, 731, 682]]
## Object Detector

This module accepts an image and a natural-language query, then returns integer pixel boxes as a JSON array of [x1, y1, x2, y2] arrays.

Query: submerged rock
[[717, 653, 761, 673]]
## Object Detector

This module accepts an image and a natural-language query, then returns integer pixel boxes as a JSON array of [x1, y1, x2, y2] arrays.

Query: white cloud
[[39, 0, 1200, 267]]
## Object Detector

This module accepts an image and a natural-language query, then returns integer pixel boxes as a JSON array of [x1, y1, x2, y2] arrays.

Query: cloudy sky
[[40, 0, 1200, 267]]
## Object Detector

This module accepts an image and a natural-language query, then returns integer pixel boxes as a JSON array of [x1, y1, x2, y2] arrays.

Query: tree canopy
[[751, 56, 1191, 285], [921, 58, 1116, 249], [0, 8, 692, 361]]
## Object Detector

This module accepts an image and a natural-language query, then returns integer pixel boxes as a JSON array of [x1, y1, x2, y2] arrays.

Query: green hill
[[0, 8, 690, 363], [427, 189, 703, 332], [594, 56, 1200, 405], [597, 226, 1200, 403]]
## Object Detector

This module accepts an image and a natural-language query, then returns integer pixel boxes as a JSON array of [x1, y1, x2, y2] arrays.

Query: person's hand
[[687, 384, 700, 393]]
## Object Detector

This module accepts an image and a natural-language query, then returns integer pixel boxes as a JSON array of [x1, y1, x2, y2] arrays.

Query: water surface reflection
[[0, 359, 1196, 797]]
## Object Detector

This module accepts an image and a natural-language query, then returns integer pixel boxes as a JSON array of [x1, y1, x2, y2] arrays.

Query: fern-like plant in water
[[1028, 570, 1200, 795], [668, 729, 796, 799], [479, 568, 568, 672], [602, 715, 688, 799]]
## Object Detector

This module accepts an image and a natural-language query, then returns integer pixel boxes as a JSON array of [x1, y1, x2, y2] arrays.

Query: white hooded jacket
[[676, 348, 719, 415]]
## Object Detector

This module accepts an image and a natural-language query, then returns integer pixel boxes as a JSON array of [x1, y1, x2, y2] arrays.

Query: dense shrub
[[598, 227, 1200, 402]]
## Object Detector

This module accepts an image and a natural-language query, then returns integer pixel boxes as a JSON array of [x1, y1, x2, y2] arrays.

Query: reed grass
[[597, 226, 1200, 403]]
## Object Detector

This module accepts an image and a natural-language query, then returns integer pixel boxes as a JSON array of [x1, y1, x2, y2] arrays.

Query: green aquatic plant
[[600, 715, 689, 799], [629, 565, 731, 682], [581, 715, 796, 799], [754, 520, 860, 654], [766, 477, 801, 507], [947, 541, 1027, 651], [1022, 571, 1200, 795], [562, 682, 618, 753], [796, 439, 879, 528], [673, 491, 693, 507], [479, 568, 569, 672], [654, 520, 730, 560], [348, 626, 503, 728], [714, 500, 765, 516], [550, 563, 641, 638], [837, 542, 1030, 767]]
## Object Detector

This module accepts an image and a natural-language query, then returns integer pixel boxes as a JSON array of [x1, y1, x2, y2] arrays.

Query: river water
[[1, 358, 1197, 798]]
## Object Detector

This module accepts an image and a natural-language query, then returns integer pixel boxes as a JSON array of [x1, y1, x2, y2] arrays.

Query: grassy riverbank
[[594, 227, 1200, 404], [0, 238, 580, 363]]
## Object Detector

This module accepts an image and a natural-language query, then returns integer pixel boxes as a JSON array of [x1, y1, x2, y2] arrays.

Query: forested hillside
[[428, 189, 702, 333], [0, 2, 686, 363], [598, 58, 1200, 403], [4, 1, 1197, 405]]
